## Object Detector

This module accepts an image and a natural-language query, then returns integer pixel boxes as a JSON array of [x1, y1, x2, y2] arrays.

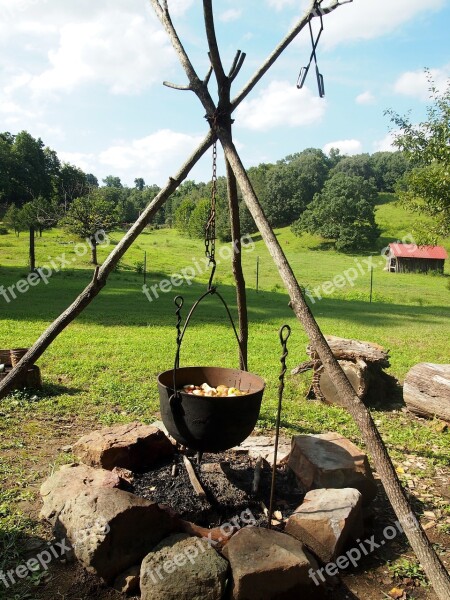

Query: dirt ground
[[3, 417, 449, 600]]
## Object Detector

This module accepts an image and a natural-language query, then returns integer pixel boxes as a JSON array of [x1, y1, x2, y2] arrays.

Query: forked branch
[[229, 50, 246, 83]]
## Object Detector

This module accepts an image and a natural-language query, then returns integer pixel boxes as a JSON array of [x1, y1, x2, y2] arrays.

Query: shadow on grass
[[0, 266, 448, 330], [42, 382, 85, 397]]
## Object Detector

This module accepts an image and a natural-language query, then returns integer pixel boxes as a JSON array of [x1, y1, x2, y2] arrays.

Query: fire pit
[[158, 366, 265, 453]]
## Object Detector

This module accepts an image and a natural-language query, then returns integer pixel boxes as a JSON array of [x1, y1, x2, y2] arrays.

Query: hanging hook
[[297, 12, 325, 97]]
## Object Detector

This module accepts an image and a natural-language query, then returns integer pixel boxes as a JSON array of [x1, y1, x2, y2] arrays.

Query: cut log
[[403, 363, 450, 422], [313, 359, 369, 406], [307, 335, 390, 368]]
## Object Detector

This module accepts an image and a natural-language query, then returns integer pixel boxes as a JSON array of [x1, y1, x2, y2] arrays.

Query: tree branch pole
[[218, 133, 450, 600], [1, 0, 323, 396], [203, 0, 248, 369], [0, 132, 215, 399], [225, 159, 248, 370]]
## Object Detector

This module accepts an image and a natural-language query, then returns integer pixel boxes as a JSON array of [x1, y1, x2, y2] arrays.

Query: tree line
[[0, 131, 410, 262], [173, 148, 409, 251]]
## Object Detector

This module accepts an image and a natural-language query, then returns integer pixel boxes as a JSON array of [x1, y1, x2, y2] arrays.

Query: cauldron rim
[[157, 365, 265, 394]]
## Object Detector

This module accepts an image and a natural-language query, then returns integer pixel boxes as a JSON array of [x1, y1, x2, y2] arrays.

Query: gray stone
[[232, 435, 291, 466], [39, 463, 121, 523], [140, 533, 228, 600], [222, 527, 325, 600], [55, 487, 176, 583], [288, 432, 377, 504], [285, 488, 364, 563], [72, 421, 174, 471]]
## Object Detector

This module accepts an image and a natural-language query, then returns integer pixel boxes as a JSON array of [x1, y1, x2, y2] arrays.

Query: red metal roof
[[389, 243, 448, 260]]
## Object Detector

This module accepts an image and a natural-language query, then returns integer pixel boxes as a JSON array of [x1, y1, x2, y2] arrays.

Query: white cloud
[[27, 13, 175, 97], [323, 139, 362, 156], [219, 8, 242, 22], [356, 91, 375, 105], [295, 0, 445, 49], [373, 132, 398, 153], [98, 129, 204, 183], [394, 66, 450, 101], [236, 80, 327, 131]]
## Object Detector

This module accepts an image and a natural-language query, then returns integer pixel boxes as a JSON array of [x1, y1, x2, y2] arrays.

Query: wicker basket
[[0, 349, 11, 366], [10, 348, 28, 367]]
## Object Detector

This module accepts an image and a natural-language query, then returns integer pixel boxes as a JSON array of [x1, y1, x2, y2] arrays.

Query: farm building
[[385, 243, 448, 274]]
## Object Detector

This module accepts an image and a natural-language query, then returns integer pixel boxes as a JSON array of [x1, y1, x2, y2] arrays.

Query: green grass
[[0, 195, 449, 592]]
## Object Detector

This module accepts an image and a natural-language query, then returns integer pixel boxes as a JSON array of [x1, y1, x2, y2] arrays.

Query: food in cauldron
[[181, 383, 248, 397]]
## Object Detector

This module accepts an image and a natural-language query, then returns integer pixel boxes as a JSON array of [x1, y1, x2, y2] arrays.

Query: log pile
[[292, 335, 395, 407], [403, 363, 450, 422]]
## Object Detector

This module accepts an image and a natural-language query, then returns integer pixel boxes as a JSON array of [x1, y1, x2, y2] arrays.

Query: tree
[[134, 177, 145, 191], [386, 73, 450, 242], [262, 149, 330, 227], [86, 173, 99, 189], [292, 172, 380, 251], [327, 147, 343, 168], [103, 175, 123, 189], [0, 133, 14, 203], [57, 163, 88, 210], [239, 201, 256, 235], [61, 191, 120, 264], [331, 153, 375, 181], [174, 197, 196, 234], [18, 201, 40, 271], [19, 197, 59, 270], [370, 151, 409, 192], [10, 131, 57, 204], [3, 204, 22, 236], [188, 198, 210, 238]]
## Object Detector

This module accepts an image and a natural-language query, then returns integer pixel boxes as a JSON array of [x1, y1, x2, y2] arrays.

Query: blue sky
[[0, 0, 449, 186]]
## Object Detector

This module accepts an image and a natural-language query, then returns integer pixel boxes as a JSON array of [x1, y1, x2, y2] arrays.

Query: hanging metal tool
[[297, 5, 325, 98], [268, 324, 291, 529]]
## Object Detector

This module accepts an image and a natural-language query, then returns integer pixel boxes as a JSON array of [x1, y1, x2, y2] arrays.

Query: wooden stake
[[183, 455, 207, 500]]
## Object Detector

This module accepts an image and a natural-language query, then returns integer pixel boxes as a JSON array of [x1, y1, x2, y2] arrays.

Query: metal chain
[[205, 141, 217, 266]]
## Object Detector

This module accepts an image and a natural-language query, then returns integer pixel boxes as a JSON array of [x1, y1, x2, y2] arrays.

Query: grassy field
[[0, 195, 449, 597]]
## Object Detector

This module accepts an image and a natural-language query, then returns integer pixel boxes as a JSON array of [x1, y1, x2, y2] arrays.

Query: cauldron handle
[[171, 289, 247, 397]]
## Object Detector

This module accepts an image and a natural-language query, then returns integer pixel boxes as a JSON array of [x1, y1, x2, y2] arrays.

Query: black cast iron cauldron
[[158, 366, 265, 453]]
